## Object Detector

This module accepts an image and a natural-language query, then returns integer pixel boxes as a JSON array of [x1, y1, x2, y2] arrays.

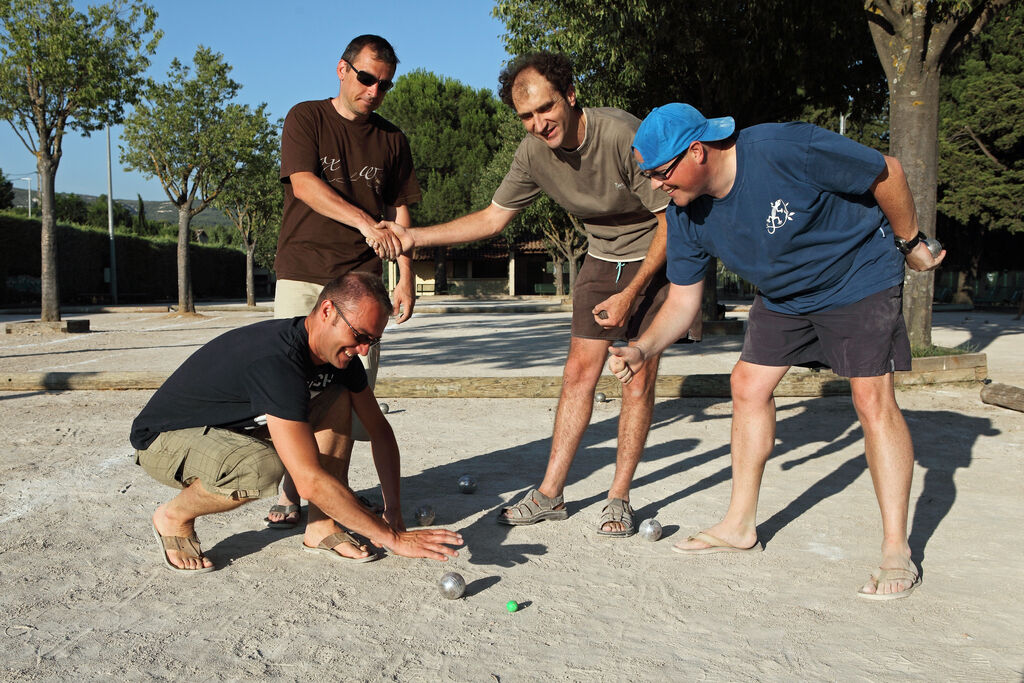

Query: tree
[[936, 3, 1023, 303], [0, 167, 14, 208], [133, 193, 150, 235], [121, 46, 268, 313], [0, 0, 160, 320], [864, 0, 1012, 345], [53, 192, 87, 223], [85, 193, 131, 228], [493, 0, 886, 315], [213, 114, 280, 306], [378, 70, 503, 294]]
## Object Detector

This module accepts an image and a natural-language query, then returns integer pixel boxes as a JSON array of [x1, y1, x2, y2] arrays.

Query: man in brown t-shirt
[[375, 52, 677, 539], [267, 34, 422, 528]]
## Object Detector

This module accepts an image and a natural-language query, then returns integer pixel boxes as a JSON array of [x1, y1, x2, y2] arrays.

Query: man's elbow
[[881, 155, 907, 184], [290, 471, 320, 503]]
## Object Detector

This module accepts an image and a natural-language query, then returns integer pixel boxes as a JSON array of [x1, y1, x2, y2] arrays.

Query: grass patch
[[911, 342, 977, 358]]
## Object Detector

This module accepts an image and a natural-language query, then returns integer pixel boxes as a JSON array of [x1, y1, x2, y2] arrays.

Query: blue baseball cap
[[633, 103, 735, 170]]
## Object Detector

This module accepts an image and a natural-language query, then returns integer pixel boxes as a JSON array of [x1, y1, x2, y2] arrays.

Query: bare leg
[[153, 480, 248, 570], [674, 360, 789, 551], [534, 337, 611, 501], [850, 374, 916, 596], [600, 351, 662, 532], [302, 385, 371, 560]]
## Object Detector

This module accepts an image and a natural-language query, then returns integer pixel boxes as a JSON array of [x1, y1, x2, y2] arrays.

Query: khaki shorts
[[571, 255, 670, 341], [274, 278, 380, 440], [136, 427, 285, 500]]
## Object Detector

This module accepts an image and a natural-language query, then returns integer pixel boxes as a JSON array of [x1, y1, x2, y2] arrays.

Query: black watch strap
[[895, 232, 924, 255]]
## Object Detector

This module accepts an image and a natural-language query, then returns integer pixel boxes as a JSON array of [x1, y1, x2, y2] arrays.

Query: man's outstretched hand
[[607, 345, 645, 385], [380, 528, 463, 561]]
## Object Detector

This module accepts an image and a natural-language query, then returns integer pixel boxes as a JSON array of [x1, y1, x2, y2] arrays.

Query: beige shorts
[[274, 278, 380, 440], [136, 426, 284, 500]]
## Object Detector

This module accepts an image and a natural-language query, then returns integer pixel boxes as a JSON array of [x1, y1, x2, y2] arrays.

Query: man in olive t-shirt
[[375, 52, 673, 539], [268, 34, 422, 528]]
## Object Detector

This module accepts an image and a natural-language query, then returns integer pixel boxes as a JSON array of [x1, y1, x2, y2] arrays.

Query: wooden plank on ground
[[980, 382, 1024, 413]]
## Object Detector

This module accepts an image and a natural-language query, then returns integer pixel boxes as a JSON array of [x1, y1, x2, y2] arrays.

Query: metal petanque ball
[[379, 402, 390, 415], [414, 505, 435, 526], [438, 572, 466, 600], [638, 518, 663, 542], [595, 392, 607, 403], [923, 236, 943, 258], [458, 475, 477, 494]]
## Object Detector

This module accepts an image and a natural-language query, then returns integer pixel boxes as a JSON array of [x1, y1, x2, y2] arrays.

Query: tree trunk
[[37, 157, 60, 322], [889, 69, 940, 346], [867, 12, 943, 347], [433, 247, 448, 295], [553, 259, 564, 296], [567, 254, 578, 293], [245, 242, 256, 307], [177, 206, 194, 313]]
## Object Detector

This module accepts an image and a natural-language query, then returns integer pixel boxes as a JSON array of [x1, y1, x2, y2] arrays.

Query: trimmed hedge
[[1, 214, 245, 305]]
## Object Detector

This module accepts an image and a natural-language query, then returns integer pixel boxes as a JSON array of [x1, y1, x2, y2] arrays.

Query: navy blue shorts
[[739, 286, 911, 378]]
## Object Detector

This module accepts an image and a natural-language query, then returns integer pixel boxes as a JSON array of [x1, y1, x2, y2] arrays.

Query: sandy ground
[[1, 304, 1022, 681]]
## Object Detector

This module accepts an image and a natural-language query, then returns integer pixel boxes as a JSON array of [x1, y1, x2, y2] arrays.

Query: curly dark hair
[[497, 51, 579, 109], [341, 34, 399, 67]]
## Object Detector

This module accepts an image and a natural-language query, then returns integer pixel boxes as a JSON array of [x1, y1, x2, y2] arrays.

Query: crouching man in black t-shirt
[[130, 272, 462, 573]]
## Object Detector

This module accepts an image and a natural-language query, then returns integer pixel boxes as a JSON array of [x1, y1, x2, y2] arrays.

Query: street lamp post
[[19, 176, 32, 218]]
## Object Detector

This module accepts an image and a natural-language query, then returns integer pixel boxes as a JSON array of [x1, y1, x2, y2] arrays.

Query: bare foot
[[152, 505, 213, 571], [859, 545, 917, 598], [266, 495, 300, 525]]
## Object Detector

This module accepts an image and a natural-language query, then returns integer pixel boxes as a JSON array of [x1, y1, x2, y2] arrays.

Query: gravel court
[[0, 303, 1022, 680]]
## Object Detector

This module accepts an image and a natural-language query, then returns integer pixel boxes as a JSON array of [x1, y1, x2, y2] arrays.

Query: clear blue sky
[[1, 0, 511, 201]]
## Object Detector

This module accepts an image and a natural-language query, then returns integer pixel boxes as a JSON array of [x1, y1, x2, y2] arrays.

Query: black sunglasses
[[333, 304, 382, 347], [341, 58, 394, 93], [640, 150, 685, 181]]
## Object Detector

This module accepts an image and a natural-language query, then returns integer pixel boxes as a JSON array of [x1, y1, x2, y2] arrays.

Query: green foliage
[[120, 45, 271, 311], [0, 213, 245, 304], [493, 0, 885, 125], [0, 0, 162, 144], [0, 0, 161, 319], [53, 192, 86, 223], [134, 193, 151, 235], [120, 47, 267, 216], [85, 193, 132, 228], [938, 4, 1024, 238], [0, 168, 16, 208], [212, 112, 281, 264], [377, 70, 503, 225]]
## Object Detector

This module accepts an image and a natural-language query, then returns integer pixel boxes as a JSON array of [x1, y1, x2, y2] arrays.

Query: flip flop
[[497, 488, 568, 526], [302, 531, 380, 564], [265, 503, 301, 529], [151, 522, 215, 574], [671, 531, 763, 555], [597, 498, 636, 537], [857, 567, 920, 601]]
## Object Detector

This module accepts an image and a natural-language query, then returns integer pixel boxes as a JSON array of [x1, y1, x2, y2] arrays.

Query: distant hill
[[11, 187, 234, 228]]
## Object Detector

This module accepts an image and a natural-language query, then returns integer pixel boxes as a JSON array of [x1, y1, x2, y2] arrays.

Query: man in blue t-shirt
[[132, 272, 462, 573], [608, 103, 944, 600]]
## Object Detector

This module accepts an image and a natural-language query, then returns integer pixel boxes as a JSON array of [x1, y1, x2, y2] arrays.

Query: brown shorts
[[571, 255, 670, 341], [739, 285, 911, 378]]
